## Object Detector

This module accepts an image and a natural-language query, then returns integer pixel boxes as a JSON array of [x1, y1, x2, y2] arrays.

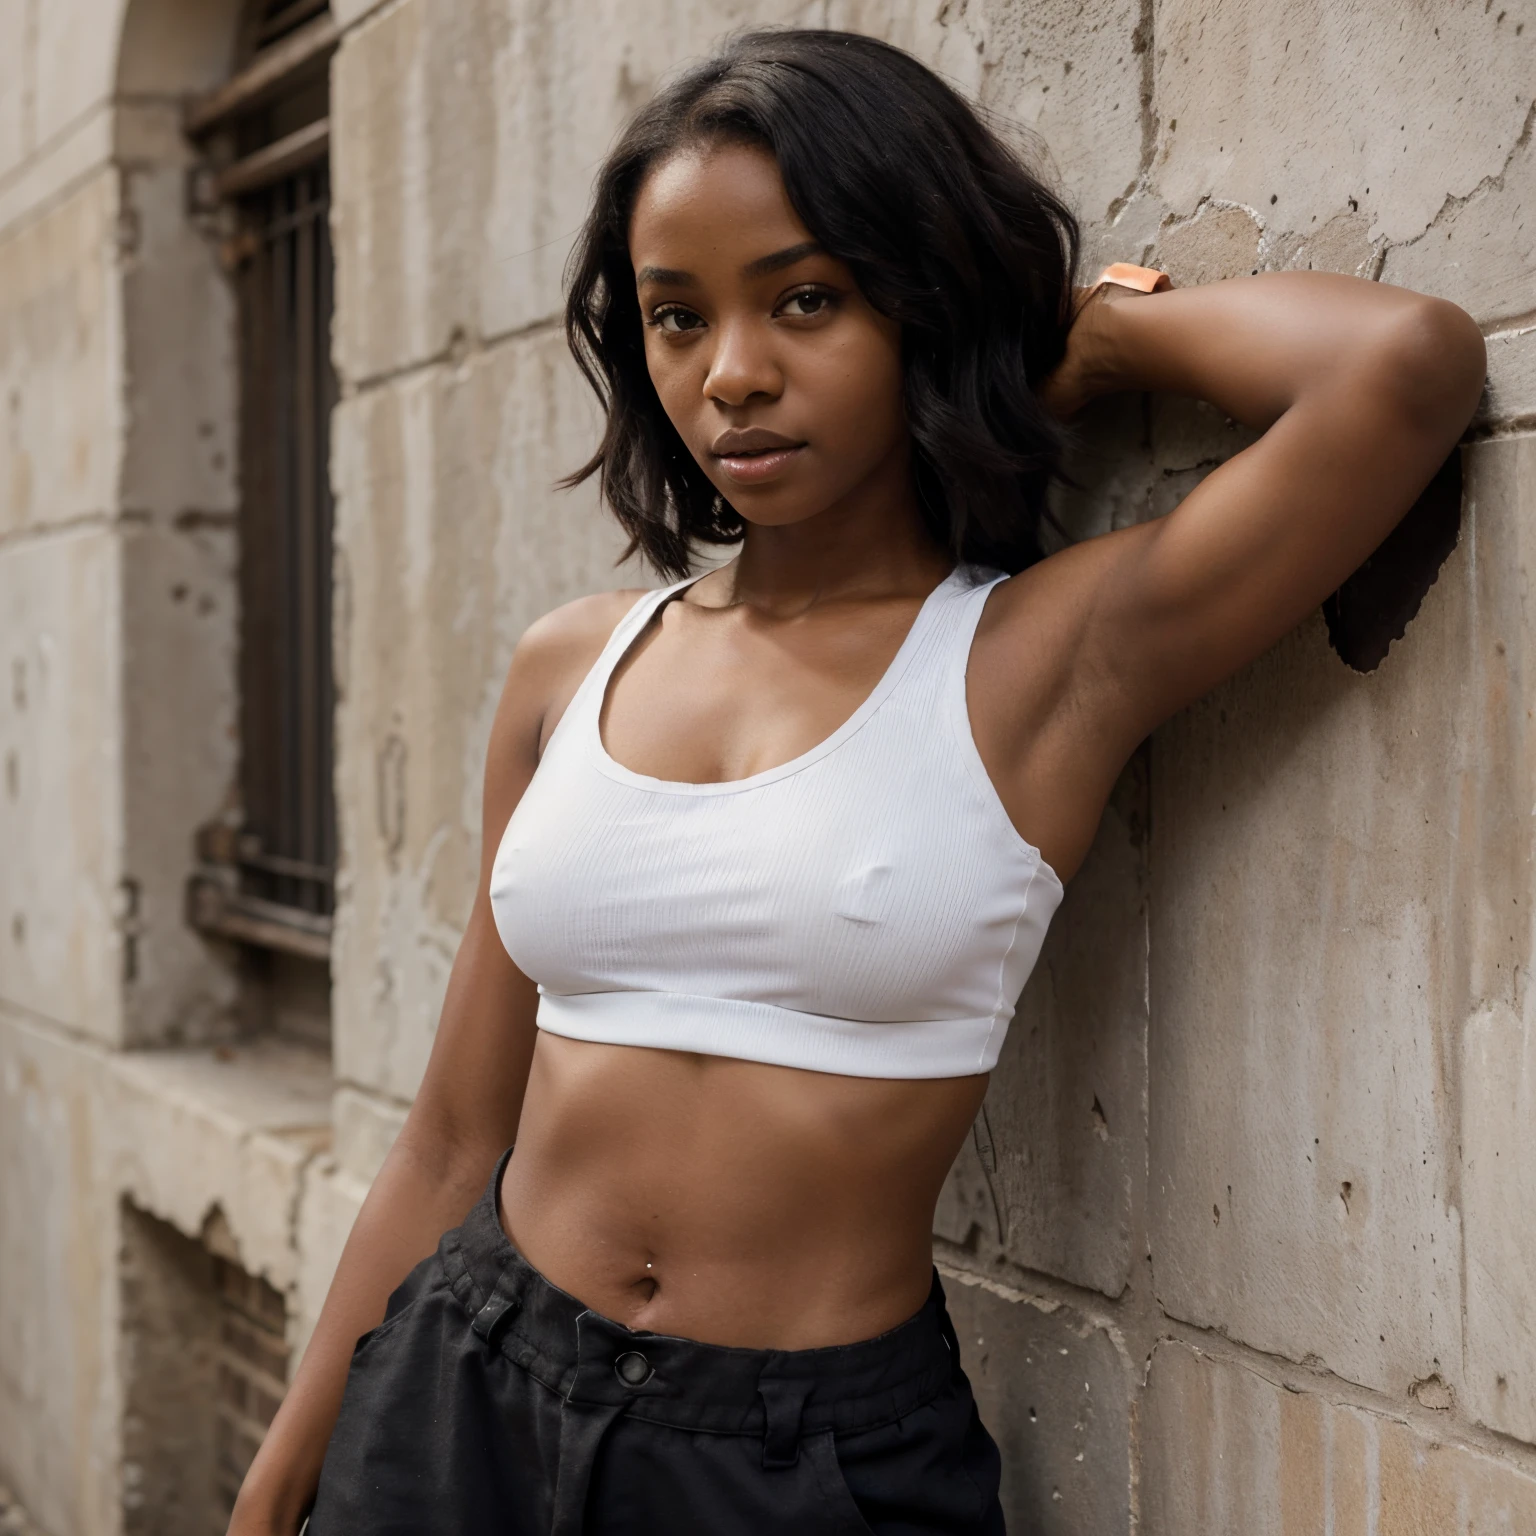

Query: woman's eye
[[781, 290, 831, 318], [652, 307, 703, 335]]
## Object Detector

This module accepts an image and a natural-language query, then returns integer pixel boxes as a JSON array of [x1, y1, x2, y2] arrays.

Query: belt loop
[[469, 1262, 521, 1350], [758, 1375, 813, 1470]]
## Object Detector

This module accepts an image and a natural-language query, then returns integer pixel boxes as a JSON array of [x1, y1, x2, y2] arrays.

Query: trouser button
[[615, 1351, 653, 1386]]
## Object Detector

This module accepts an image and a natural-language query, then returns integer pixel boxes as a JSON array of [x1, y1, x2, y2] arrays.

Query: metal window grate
[[257, 0, 329, 47], [236, 162, 337, 920], [187, 7, 337, 959]]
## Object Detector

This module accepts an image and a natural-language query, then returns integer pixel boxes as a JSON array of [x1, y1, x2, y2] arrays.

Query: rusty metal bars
[[234, 163, 337, 923]]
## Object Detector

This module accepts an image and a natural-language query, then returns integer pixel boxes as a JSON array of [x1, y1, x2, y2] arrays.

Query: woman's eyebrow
[[635, 241, 826, 289], [742, 240, 824, 277], [635, 264, 695, 287]]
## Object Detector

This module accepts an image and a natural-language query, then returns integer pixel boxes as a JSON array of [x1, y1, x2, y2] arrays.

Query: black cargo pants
[[306, 1151, 1006, 1534]]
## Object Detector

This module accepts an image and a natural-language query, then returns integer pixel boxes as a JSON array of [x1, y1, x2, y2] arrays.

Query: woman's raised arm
[[1050, 272, 1486, 742]]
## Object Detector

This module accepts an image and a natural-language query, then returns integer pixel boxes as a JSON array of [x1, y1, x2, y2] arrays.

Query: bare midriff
[[497, 1030, 988, 1350]]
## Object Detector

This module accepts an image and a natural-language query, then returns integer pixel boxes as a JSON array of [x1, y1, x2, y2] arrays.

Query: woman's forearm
[[227, 1131, 505, 1534], [1076, 271, 1482, 432]]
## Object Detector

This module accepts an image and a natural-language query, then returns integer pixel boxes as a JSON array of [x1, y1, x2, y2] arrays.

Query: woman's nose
[[704, 317, 782, 407]]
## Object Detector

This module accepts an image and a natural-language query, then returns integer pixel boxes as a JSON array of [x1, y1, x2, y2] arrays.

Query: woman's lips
[[714, 445, 805, 484]]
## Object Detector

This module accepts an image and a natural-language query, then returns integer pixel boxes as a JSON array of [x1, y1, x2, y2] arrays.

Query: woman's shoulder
[[484, 587, 655, 812], [498, 587, 653, 735], [517, 587, 654, 668]]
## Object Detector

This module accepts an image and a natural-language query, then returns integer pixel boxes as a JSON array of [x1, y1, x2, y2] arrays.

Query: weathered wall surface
[[2, 1, 1536, 1532], [0, 2, 322, 1533]]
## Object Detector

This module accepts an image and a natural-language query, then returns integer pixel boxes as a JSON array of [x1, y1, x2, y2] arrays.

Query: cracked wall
[[3, 0, 1536, 1532], [325, 0, 1536, 1528]]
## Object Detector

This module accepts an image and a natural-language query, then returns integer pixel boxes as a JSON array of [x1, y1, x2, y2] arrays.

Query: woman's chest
[[489, 752, 1039, 1016], [599, 600, 924, 785]]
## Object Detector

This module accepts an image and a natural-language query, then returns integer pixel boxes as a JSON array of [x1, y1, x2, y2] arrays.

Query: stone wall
[[1, 1, 1535, 1532]]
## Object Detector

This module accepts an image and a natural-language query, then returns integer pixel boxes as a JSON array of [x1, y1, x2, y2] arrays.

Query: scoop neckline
[[591, 566, 968, 797]]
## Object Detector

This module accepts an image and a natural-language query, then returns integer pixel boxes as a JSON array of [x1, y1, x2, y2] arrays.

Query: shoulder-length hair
[[562, 28, 1080, 580]]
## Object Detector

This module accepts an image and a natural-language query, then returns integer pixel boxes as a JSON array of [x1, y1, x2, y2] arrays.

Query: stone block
[[941, 1268, 1132, 1535], [936, 756, 1147, 1299], [0, 1008, 116, 1536], [31, 0, 120, 151], [0, 2, 29, 182], [330, 326, 629, 1101], [0, 167, 121, 537], [0, 101, 114, 239], [1152, 2, 1535, 250], [1153, 202, 1261, 286], [332, 1084, 407, 1185], [1142, 1340, 1536, 1535], [1148, 435, 1536, 1397], [119, 164, 238, 519], [1483, 328, 1536, 428], [1462, 996, 1536, 1444], [1282, 209, 1381, 279], [121, 520, 241, 1047], [0, 525, 124, 1042], [332, 0, 390, 28], [332, 0, 820, 385], [109, 1037, 334, 1296], [828, 0, 1147, 234], [114, 0, 241, 98], [329, 0, 499, 384], [1380, 128, 1536, 330]]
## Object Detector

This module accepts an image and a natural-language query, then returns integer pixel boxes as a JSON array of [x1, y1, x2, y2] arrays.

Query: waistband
[[437, 1148, 959, 1447]]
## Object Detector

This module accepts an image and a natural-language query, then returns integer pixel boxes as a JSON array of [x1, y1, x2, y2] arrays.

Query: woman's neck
[[712, 482, 951, 615]]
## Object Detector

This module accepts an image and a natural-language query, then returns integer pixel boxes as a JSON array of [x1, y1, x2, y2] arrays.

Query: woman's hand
[[1041, 265, 1174, 419], [224, 1497, 298, 1536], [1038, 281, 1153, 421]]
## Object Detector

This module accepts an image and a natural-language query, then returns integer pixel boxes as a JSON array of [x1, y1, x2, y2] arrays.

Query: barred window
[[186, 1, 339, 971]]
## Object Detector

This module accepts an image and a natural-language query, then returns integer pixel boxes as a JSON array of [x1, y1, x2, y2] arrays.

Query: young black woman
[[229, 30, 1485, 1536]]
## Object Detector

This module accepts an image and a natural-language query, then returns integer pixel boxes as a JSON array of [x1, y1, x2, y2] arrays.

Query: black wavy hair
[[562, 28, 1080, 580]]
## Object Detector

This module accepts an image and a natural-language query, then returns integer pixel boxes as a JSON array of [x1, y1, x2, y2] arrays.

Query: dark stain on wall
[[1323, 449, 1463, 673]]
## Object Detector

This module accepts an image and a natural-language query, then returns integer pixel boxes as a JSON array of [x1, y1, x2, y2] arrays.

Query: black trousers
[[306, 1151, 1006, 1534]]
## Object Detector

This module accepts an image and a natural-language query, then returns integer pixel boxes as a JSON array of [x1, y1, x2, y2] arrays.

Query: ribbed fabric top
[[489, 565, 1063, 1080]]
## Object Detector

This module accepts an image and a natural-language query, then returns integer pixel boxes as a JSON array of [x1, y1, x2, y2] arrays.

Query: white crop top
[[489, 565, 1064, 1079]]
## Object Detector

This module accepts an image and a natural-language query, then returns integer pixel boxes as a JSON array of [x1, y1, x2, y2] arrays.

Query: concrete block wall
[[322, 2, 1536, 1529], [3, 0, 1536, 1531], [0, 2, 333, 1532]]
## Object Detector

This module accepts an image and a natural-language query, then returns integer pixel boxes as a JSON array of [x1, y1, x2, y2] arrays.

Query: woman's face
[[629, 140, 912, 534]]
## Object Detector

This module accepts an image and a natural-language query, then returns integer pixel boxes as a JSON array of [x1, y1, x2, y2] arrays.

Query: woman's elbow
[[1376, 293, 1487, 436]]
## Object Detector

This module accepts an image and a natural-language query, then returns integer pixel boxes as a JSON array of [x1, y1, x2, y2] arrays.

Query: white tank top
[[489, 565, 1064, 1079]]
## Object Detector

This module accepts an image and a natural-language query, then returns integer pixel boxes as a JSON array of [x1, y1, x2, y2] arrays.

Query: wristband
[[1091, 262, 1172, 294]]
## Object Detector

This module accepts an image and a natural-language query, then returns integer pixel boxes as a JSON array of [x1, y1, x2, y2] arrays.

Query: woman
[[230, 29, 1483, 1536]]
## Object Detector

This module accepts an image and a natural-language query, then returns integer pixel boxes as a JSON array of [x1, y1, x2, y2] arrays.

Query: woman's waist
[[445, 1156, 959, 1429], [499, 1032, 986, 1348]]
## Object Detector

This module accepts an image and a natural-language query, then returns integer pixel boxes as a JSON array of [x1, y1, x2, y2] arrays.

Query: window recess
[[186, 1, 338, 966]]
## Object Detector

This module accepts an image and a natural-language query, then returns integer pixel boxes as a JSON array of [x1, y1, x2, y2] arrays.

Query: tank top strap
[[549, 573, 705, 751], [931, 565, 1008, 726]]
